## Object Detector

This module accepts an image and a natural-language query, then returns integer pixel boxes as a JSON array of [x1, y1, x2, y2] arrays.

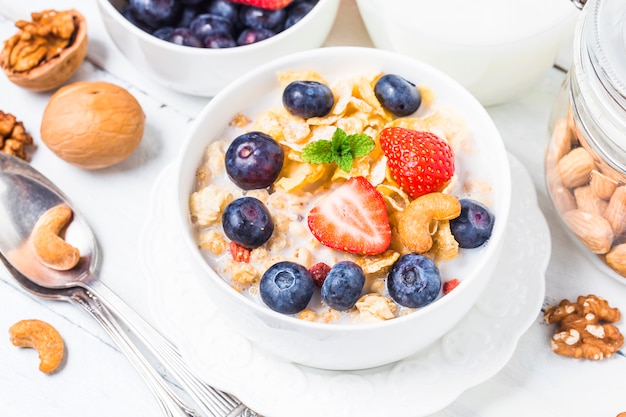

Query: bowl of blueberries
[[174, 46, 511, 370], [96, 0, 340, 96]]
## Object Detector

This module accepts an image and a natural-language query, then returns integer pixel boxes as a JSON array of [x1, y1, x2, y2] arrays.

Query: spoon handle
[[86, 280, 258, 417], [70, 289, 200, 417]]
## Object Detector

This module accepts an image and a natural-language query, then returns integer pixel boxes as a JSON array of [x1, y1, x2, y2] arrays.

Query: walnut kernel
[[0, 9, 87, 92], [544, 294, 624, 360], [0, 110, 34, 160]]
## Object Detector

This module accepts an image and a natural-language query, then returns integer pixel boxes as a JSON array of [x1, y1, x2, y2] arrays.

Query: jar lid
[[572, 0, 626, 173], [590, 0, 626, 107]]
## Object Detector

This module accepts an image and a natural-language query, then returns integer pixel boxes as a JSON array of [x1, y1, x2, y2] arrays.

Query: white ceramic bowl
[[174, 46, 511, 370], [96, 0, 340, 96], [356, 0, 580, 106]]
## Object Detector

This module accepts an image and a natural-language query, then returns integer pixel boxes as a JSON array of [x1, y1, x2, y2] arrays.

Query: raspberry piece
[[309, 262, 331, 287], [229, 241, 251, 263], [443, 278, 460, 295]]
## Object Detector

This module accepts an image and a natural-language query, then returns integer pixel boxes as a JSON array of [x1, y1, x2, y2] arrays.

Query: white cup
[[356, 0, 580, 106]]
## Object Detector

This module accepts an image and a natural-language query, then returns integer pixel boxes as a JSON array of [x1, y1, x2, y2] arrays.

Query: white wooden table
[[1, 1, 625, 416]]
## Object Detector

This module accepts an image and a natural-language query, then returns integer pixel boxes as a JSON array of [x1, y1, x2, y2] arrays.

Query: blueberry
[[374, 74, 421, 117], [225, 132, 284, 190], [449, 199, 495, 248], [190, 14, 234, 40], [284, 1, 315, 29], [236, 28, 275, 45], [120, 5, 153, 32], [239, 6, 286, 32], [282, 81, 334, 119], [176, 5, 203, 28], [163, 28, 203, 47], [222, 197, 274, 249], [387, 254, 441, 308], [153, 26, 175, 41], [204, 32, 237, 48], [128, 0, 181, 29], [321, 261, 365, 311], [260, 261, 315, 314], [179, 0, 204, 5], [206, 0, 240, 27]]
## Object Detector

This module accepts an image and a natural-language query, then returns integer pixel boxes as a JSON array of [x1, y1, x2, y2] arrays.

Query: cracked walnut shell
[[40, 81, 145, 169], [0, 110, 34, 160], [0, 9, 87, 92]]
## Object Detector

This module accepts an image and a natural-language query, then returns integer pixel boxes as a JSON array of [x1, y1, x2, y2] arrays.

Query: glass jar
[[546, 0, 626, 280]]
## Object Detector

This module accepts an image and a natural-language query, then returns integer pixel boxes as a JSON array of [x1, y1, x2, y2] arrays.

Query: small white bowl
[[175, 46, 511, 370], [96, 0, 340, 96], [356, 0, 579, 106]]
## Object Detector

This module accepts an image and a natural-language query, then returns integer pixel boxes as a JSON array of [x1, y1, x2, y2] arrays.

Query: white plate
[[139, 153, 550, 417]]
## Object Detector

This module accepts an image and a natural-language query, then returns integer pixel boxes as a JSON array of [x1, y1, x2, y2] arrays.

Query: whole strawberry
[[227, 0, 293, 9], [379, 127, 455, 199]]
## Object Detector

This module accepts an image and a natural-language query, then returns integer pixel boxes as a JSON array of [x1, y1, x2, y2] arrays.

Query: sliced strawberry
[[379, 127, 455, 200], [227, 0, 293, 9], [307, 176, 391, 255]]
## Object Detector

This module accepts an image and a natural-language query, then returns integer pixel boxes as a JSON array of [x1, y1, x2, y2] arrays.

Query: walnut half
[[545, 294, 624, 360], [0, 9, 87, 92]]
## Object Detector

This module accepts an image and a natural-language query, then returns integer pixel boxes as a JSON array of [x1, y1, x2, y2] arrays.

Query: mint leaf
[[336, 152, 354, 172], [301, 140, 334, 164], [300, 128, 374, 172], [331, 128, 348, 149], [346, 133, 376, 158]]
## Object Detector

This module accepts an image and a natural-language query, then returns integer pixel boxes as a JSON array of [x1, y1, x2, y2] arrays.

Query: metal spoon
[[0, 152, 255, 417], [0, 251, 197, 417]]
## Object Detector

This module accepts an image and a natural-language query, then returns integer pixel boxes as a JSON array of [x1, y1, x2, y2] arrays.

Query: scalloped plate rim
[[139, 152, 550, 417]]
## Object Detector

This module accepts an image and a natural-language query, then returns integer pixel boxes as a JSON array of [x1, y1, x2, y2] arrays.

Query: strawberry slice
[[379, 127, 455, 200], [307, 176, 391, 255], [227, 0, 293, 9]]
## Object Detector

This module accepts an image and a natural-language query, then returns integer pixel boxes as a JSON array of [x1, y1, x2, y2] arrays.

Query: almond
[[566, 107, 580, 148], [590, 170, 619, 200], [550, 183, 577, 213], [563, 209, 614, 254], [557, 147, 596, 189], [574, 186, 608, 216], [604, 186, 626, 236], [606, 244, 626, 278], [597, 160, 626, 184], [547, 118, 573, 164]]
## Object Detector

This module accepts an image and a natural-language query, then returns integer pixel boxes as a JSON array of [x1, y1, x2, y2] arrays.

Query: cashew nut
[[9, 319, 65, 374], [398, 193, 461, 253], [30, 204, 80, 271]]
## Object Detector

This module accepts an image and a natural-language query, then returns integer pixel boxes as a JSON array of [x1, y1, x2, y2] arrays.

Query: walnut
[[544, 294, 624, 360], [0, 9, 87, 92], [40, 81, 145, 169], [0, 110, 34, 160]]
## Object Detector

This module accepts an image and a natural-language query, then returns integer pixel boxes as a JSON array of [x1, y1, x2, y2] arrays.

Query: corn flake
[[278, 70, 327, 87]]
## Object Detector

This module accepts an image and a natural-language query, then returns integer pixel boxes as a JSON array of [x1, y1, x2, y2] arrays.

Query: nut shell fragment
[[0, 9, 88, 92]]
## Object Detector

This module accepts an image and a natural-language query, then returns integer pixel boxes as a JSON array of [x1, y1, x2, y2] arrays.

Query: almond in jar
[[545, 0, 626, 281]]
